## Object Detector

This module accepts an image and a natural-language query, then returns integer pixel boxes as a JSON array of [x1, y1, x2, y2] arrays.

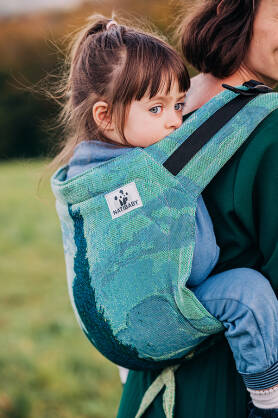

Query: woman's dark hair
[[178, 0, 261, 78], [47, 14, 189, 173]]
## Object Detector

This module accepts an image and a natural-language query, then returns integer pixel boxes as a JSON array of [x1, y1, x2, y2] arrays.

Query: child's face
[[124, 80, 186, 147]]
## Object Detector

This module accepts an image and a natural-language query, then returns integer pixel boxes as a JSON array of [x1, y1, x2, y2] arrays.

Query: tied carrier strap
[[135, 81, 276, 418], [163, 80, 273, 179]]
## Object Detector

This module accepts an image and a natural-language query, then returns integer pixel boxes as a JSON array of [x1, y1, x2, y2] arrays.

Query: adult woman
[[117, 0, 278, 417]]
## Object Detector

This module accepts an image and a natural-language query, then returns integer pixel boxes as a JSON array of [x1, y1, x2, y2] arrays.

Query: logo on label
[[105, 181, 143, 219]]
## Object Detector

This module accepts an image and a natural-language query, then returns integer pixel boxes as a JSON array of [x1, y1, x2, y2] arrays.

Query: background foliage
[[0, 160, 123, 417], [0, 0, 190, 160]]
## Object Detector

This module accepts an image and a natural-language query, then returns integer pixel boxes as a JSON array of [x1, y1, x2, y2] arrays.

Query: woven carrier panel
[[52, 87, 278, 370]]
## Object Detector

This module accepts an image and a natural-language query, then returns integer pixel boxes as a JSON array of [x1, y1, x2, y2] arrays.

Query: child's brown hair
[[48, 14, 190, 174]]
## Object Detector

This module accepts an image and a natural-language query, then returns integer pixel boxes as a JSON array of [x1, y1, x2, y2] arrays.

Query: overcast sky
[[0, 0, 83, 16]]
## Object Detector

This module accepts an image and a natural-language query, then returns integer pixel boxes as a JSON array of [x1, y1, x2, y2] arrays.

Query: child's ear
[[92, 101, 115, 131]]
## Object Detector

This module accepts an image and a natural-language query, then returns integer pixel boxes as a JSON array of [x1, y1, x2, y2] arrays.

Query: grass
[[0, 159, 122, 418]]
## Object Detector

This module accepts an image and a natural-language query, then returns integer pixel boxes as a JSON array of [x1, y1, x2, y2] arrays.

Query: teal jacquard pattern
[[51, 87, 278, 370]]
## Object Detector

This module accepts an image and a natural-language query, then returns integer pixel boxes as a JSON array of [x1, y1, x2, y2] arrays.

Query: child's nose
[[165, 112, 182, 130]]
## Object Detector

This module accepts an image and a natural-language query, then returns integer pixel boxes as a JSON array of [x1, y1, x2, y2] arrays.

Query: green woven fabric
[[117, 107, 278, 418], [51, 87, 278, 375]]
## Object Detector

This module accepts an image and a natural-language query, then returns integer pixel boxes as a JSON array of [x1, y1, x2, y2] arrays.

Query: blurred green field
[[0, 160, 122, 418]]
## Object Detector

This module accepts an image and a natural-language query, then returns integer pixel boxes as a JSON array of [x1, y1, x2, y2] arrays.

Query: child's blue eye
[[149, 106, 162, 114], [175, 102, 185, 111]]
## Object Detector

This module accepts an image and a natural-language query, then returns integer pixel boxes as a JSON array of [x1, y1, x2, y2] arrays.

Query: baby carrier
[[51, 82, 278, 373]]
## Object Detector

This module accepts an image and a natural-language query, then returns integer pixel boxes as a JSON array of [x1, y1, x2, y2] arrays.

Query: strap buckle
[[222, 80, 273, 96]]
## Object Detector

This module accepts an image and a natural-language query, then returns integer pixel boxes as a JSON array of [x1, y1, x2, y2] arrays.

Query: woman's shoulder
[[206, 107, 278, 190], [235, 107, 278, 181], [232, 107, 278, 237], [204, 107, 278, 232], [243, 107, 278, 150]]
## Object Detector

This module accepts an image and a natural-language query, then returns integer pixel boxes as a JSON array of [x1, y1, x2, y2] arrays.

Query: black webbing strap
[[163, 83, 272, 176]]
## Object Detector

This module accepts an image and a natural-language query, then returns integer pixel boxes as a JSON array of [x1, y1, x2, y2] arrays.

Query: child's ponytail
[[69, 15, 112, 69]]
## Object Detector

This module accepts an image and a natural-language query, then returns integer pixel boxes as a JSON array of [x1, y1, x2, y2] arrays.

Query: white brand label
[[105, 181, 143, 219]]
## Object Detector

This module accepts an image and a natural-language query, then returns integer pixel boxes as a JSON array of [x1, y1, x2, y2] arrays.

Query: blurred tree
[[0, 0, 189, 160], [0, 71, 59, 159]]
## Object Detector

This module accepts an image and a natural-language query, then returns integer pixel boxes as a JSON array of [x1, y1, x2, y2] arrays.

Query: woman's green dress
[[117, 109, 278, 418]]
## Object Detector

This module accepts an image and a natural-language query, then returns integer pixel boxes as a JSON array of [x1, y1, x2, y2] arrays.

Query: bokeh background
[[0, 1, 193, 417]]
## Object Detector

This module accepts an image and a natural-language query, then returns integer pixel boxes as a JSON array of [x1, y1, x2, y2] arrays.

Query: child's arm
[[187, 195, 220, 288]]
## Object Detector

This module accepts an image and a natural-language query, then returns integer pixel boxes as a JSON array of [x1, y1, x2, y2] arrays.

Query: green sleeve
[[234, 110, 278, 292]]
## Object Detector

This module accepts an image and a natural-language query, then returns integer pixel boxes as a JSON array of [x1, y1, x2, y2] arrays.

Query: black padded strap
[[163, 84, 272, 176]]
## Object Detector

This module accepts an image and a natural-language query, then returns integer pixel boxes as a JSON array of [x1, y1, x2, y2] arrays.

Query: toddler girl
[[52, 15, 278, 416]]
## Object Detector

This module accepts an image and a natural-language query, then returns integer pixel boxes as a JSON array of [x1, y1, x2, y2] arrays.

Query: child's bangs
[[119, 40, 190, 104], [136, 50, 188, 100]]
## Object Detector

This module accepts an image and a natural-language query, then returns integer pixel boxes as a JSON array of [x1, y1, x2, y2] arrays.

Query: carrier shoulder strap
[[163, 80, 278, 191]]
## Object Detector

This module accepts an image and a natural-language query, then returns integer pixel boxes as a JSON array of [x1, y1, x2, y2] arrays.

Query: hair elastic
[[106, 20, 118, 30]]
